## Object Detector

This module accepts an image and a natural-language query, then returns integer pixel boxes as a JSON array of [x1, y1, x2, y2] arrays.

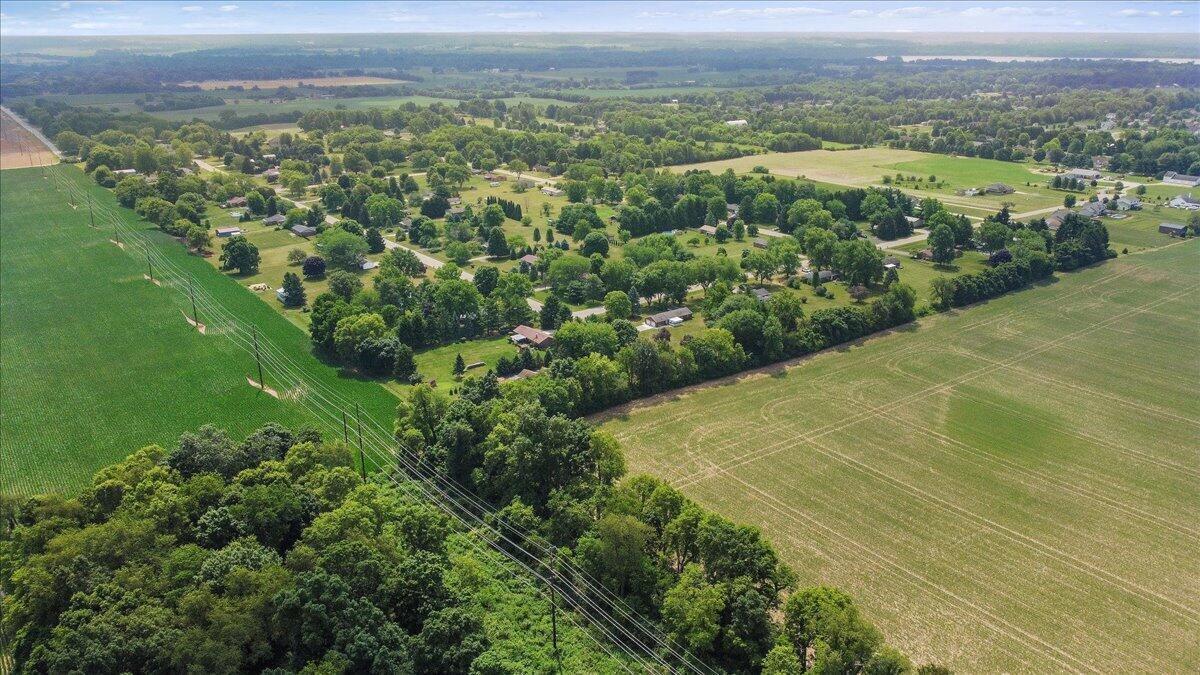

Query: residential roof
[[646, 307, 693, 324], [291, 224, 317, 236], [263, 214, 286, 224], [1159, 222, 1187, 232], [751, 287, 771, 301], [511, 325, 554, 347], [519, 254, 538, 264], [699, 225, 719, 236]]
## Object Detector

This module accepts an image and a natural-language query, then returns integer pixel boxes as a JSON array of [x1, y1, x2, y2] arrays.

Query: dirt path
[[0, 106, 60, 169]]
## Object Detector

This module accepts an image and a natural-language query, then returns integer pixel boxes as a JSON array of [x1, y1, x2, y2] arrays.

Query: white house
[[1168, 194, 1200, 210]]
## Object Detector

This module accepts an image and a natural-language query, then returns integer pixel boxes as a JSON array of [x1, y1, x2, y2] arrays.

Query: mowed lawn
[[673, 148, 1063, 214], [0, 166, 399, 496], [602, 239, 1200, 673]]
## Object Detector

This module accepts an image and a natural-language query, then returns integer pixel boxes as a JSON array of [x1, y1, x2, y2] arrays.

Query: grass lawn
[[412, 336, 521, 388], [601, 239, 1200, 673], [0, 166, 399, 496], [1101, 209, 1190, 252]]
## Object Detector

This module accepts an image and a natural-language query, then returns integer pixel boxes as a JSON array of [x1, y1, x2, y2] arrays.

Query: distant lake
[[873, 55, 1200, 64]]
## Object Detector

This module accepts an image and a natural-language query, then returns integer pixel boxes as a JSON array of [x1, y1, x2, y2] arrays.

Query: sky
[[1, 1, 1197, 36]]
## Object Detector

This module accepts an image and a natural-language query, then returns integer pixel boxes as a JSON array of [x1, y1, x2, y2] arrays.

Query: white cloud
[[847, 9, 873, 18], [1169, 9, 1184, 16], [69, 21, 112, 29], [181, 5, 203, 11], [219, 4, 238, 11], [960, 6, 1070, 17], [52, 2, 71, 11], [878, 6, 945, 19], [636, 11, 677, 18], [386, 11, 429, 23], [712, 6, 831, 17], [1115, 8, 1161, 17], [487, 11, 542, 20]]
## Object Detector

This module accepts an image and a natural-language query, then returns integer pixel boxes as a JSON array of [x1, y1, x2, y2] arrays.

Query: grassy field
[[180, 76, 410, 90], [601, 239, 1200, 673], [673, 148, 1064, 214], [1, 108, 58, 169], [0, 166, 400, 496]]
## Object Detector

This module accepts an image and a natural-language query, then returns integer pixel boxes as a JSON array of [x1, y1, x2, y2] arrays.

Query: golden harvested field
[[602, 240, 1200, 673], [181, 76, 408, 90], [0, 108, 58, 169]]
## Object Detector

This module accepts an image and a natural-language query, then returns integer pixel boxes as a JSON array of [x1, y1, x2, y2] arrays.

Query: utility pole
[[87, 193, 95, 229], [549, 558, 562, 674], [146, 250, 154, 282], [189, 283, 199, 327], [342, 410, 349, 444], [252, 328, 265, 390], [354, 403, 366, 481]]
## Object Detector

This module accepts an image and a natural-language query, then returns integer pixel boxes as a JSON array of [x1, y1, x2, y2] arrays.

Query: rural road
[[493, 169, 554, 185], [193, 158, 222, 173], [873, 229, 930, 248]]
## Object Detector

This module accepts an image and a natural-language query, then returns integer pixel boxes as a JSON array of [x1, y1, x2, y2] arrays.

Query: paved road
[[492, 169, 555, 185], [873, 229, 930, 249]]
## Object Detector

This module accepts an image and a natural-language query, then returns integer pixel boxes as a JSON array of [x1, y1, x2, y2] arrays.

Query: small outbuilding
[[751, 287, 771, 302], [215, 226, 242, 238], [1159, 222, 1188, 237], [540, 187, 565, 197], [699, 225, 719, 236], [752, 238, 769, 249], [883, 256, 902, 270]]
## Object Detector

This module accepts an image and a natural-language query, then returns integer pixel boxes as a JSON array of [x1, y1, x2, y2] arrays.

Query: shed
[[541, 187, 565, 197], [215, 226, 242, 238], [275, 288, 289, 304], [510, 325, 554, 349], [1159, 222, 1188, 237], [291, 224, 318, 237], [985, 183, 1015, 195], [645, 307, 693, 328], [699, 225, 719, 236]]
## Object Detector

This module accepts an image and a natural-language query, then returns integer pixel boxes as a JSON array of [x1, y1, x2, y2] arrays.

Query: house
[[1159, 222, 1188, 237], [263, 214, 287, 226], [361, 260, 379, 271], [291, 224, 317, 237], [752, 238, 769, 249], [275, 288, 290, 304], [262, 153, 277, 162], [985, 183, 1015, 195], [1168, 194, 1200, 210], [447, 206, 466, 218], [645, 307, 693, 328], [1066, 168, 1101, 181], [510, 325, 554, 349], [904, 215, 924, 229], [1077, 201, 1106, 219], [540, 187, 564, 197], [1092, 155, 1111, 171], [1114, 197, 1141, 211], [806, 269, 836, 283], [699, 225, 719, 236], [726, 203, 740, 218], [883, 256, 902, 270], [223, 196, 247, 208], [215, 226, 242, 238], [399, 217, 413, 230], [915, 248, 935, 261], [533, 164, 551, 173], [1045, 209, 1072, 230], [113, 168, 137, 176], [751, 287, 771, 302], [263, 168, 280, 181], [725, 119, 748, 127], [1162, 171, 1200, 187]]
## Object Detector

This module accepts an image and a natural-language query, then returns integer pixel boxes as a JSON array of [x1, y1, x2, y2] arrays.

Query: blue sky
[[1, 1, 1197, 36]]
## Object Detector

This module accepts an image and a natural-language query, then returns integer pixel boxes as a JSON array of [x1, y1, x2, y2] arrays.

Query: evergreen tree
[[453, 353, 466, 378], [281, 272, 306, 307], [366, 227, 386, 254]]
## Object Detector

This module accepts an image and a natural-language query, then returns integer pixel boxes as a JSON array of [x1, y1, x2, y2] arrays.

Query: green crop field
[[0, 166, 400, 496], [602, 239, 1200, 673]]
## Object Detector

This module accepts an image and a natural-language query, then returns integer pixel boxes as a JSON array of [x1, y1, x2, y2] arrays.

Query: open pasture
[[673, 148, 1064, 213], [0, 166, 400, 496], [602, 240, 1200, 673], [179, 75, 410, 90]]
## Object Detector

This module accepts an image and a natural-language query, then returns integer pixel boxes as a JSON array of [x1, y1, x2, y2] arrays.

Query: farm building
[[1159, 222, 1188, 237], [645, 307, 693, 328], [1168, 194, 1200, 210], [263, 214, 286, 226], [290, 224, 317, 237], [510, 325, 554, 349], [215, 226, 242, 238], [223, 196, 247, 208], [699, 225, 719, 236], [1162, 172, 1200, 187], [1066, 168, 1101, 180], [985, 183, 1015, 195]]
